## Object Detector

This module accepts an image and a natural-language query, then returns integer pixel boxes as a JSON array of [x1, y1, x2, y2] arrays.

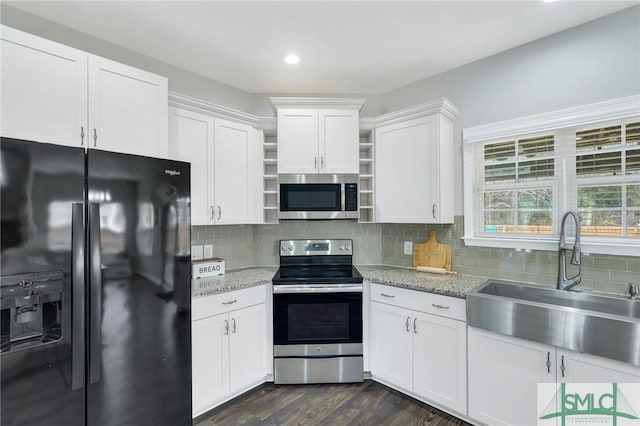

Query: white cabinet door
[[1, 26, 87, 147], [468, 327, 555, 426], [228, 304, 267, 394], [319, 109, 359, 174], [375, 114, 454, 223], [213, 119, 253, 224], [370, 302, 413, 391], [168, 107, 214, 225], [375, 116, 438, 223], [192, 313, 230, 417], [88, 55, 168, 158], [277, 109, 319, 174], [413, 313, 467, 414], [558, 349, 640, 384]]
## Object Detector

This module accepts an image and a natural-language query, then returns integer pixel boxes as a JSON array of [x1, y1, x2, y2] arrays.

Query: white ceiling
[[6, 1, 636, 94]]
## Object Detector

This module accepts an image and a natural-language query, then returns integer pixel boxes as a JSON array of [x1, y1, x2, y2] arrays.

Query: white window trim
[[463, 95, 640, 257]]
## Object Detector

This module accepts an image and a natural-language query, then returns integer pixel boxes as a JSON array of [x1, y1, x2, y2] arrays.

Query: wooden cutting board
[[413, 229, 451, 270]]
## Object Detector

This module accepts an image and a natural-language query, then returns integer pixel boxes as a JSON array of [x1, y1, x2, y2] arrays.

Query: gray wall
[[381, 6, 640, 215]]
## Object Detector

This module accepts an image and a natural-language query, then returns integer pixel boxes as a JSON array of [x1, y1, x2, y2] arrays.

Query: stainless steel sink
[[467, 279, 640, 366]]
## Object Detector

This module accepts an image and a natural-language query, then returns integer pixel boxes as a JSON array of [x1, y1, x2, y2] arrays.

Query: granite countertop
[[191, 264, 488, 300], [357, 265, 487, 299], [191, 267, 277, 298]]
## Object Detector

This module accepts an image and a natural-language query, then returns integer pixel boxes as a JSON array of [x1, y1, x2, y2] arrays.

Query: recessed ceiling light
[[284, 54, 300, 65], [543, 0, 557, 3]]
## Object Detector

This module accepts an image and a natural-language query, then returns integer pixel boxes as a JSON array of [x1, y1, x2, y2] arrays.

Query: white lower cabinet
[[369, 284, 467, 416], [468, 327, 640, 426], [191, 286, 267, 418]]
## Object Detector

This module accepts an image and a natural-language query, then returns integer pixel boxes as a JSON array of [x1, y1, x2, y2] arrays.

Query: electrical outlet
[[191, 245, 203, 260], [203, 244, 214, 259], [404, 241, 413, 255]]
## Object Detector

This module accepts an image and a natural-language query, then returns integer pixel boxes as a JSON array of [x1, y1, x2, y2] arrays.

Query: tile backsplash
[[193, 216, 637, 296], [381, 216, 639, 296]]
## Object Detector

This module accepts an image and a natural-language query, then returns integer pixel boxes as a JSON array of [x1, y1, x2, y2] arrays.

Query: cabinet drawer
[[193, 285, 266, 321], [370, 283, 465, 322]]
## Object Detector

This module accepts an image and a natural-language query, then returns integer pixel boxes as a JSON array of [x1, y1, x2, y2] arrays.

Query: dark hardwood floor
[[195, 380, 470, 426]]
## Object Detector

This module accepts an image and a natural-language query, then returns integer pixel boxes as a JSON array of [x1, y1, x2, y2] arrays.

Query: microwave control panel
[[345, 183, 358, 211]]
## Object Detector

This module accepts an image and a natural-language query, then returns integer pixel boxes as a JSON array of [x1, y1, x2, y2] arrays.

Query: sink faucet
[[557, 211, 582, 291], [630, 284, 639, 300]]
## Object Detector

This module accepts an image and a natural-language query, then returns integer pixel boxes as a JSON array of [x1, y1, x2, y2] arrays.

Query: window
[[463, 95, 640, 255], [482, 135, 554, 236], [576, 122, 640, 238]]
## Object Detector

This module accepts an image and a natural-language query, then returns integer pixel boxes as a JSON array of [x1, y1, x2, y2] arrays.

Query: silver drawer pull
[[432, 303, 450, 309], [222, 299, 237, 305], [381, 293, 395, 298]]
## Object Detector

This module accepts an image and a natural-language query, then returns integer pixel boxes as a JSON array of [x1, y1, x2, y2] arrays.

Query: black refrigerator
[[0, 138, 192, 426]]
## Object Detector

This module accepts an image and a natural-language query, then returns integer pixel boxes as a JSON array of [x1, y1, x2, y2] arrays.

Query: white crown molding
[[257, 116, 277, 132], [375, 98, 459, 127], [359, 117, 376, 132], [169, 91, 259, 126], [269, 97, 366, 114], [463, 94, 640, 144]]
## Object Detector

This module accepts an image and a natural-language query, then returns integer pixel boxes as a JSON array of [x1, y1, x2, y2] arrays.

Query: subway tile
[[593, 257, 628, 271]]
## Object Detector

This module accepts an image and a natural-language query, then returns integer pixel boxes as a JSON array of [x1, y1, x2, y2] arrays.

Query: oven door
[[273, 287, 362, 346]]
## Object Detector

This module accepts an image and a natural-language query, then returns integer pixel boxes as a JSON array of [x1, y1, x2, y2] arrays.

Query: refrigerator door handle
[[89, 203, 103, 384], [71, 203, 85, 390]]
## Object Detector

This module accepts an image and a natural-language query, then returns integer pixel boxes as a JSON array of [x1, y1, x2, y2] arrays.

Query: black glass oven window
[[280, 184, 341, 211], [287, 302, 349, 341]]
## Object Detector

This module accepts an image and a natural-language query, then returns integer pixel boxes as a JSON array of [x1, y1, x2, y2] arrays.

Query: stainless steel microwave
[[278, 174, 359, 220]]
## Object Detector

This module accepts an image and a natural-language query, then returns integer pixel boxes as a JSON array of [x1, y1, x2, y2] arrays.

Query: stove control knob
[[339, 244, 344, 250], [288, 245, 294, 252], [346, 244, 351, 251]]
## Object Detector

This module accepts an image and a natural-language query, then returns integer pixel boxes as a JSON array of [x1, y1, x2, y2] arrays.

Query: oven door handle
[[273, 284, 363, 294]]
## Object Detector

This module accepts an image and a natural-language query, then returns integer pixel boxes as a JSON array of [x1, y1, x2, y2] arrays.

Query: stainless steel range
[[272, 239, 364, 384]]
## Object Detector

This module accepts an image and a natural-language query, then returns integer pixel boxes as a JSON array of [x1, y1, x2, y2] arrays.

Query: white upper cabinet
[[272, 98, 364, 175], [319, 109, 360, 174], [276, 109, 319, 174], [375, 99, 457, 224], [168, 107, 213, 226], [87, 55, 168, 157], [169, 103, 260, 226], [213, 118, 256, 225], [1, 25, 88, 147], [1, 26, 168, 158]]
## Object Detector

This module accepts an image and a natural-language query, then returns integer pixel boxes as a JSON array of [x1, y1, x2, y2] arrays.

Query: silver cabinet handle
[[560, 355, 566, 377], [546, 352, 551, 373], [321, 156, 324, 169], [405, 317, 410, 332], [413, 318, 418, 334], [432, 304, 449, 309], [432, 204, 437, 218], [381, 293, 395, 298], [232, 318, 236, 334], [314, 156, 317, 170], [222, 299, 237, 305], [210, 205, 214, 220], [93, 128, 98, 147], [224, 319, 229, 335], [217, 206, 222, 220], [80, 126, 85, 146]]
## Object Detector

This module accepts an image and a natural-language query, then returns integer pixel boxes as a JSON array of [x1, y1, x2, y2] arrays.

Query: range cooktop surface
[[272, 265, 363, 285]]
